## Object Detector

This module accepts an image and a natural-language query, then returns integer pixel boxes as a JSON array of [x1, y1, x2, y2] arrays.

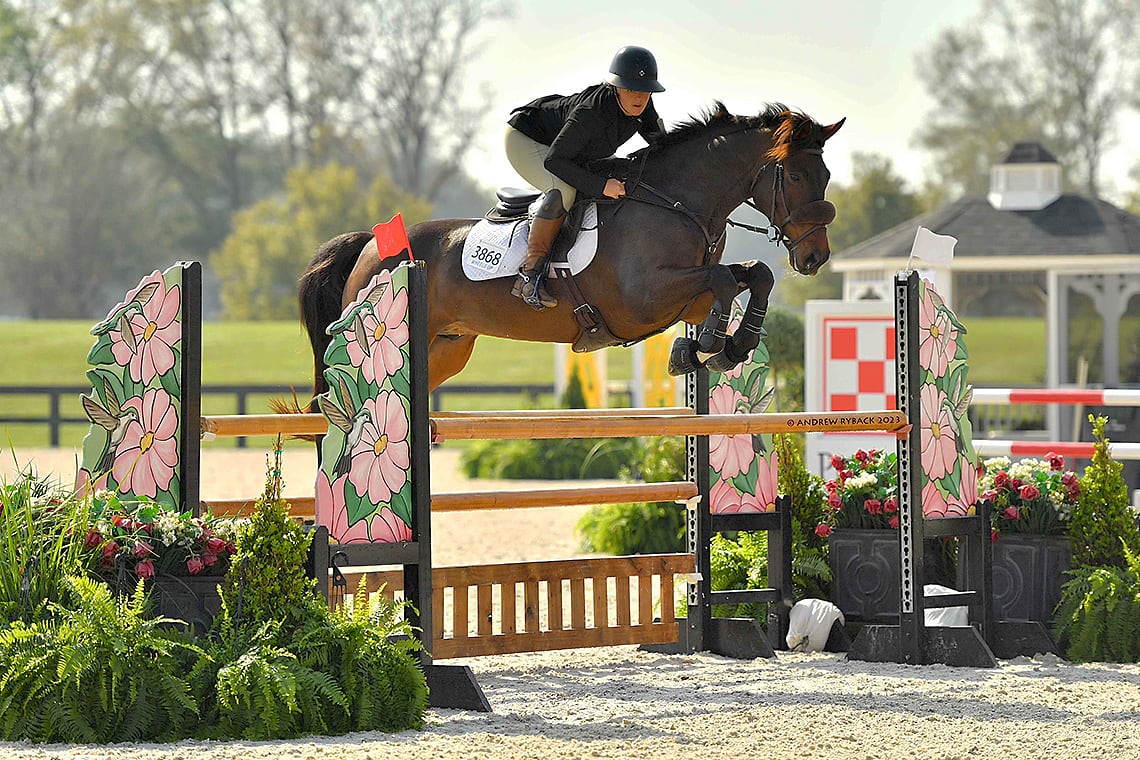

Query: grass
[[0, 315, 1062, 449]]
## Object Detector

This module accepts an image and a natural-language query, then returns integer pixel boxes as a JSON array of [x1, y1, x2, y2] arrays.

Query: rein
[[624, 140, 832, 268]]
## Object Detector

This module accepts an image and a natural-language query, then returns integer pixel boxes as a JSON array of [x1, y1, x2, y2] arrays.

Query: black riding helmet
[[605, 46, 665, 93]]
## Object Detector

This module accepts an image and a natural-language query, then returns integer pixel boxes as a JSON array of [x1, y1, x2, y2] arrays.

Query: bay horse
[[298, 102, 843, 402]]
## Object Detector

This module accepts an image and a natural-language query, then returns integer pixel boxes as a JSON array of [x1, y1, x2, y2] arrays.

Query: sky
[[460, 0, 1139, 202]]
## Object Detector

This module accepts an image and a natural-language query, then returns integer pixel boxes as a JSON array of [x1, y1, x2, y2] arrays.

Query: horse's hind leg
[[666, 265, 739, 376], [428, 334, 478, 392]]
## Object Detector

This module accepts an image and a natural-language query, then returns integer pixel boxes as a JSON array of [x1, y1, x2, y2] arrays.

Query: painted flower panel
[[110, 274, 182, 384], [112, 388, 179, 499]]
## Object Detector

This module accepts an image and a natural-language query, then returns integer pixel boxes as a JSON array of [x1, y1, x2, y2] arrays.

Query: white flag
[[907, 226, 956, 268]]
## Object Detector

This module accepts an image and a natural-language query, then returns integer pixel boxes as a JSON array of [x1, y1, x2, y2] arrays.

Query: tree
[[354, 0, 501, 201], [915, 0, 1140, 198], [210, 163, 431, 319], [778, 152, 923, 308]]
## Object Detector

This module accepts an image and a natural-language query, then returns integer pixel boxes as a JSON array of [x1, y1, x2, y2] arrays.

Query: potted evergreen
[[1053, 415, 1140, 662]]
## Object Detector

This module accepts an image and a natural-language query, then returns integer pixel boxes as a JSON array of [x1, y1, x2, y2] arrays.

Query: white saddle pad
[[461, 203, 599, 281]]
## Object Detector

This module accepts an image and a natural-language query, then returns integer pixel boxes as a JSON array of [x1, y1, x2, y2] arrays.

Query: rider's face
[[616, 87, 651, 117]]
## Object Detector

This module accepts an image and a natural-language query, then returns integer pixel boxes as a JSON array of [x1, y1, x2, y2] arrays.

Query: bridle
[[730, 147, 836, 271], [625, 138, 834, 273]]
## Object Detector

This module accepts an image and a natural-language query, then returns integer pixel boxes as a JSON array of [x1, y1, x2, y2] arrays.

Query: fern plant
[[1054, 543, 1140, 663], [1069, 415, 1140, 568], [315, 578, 427, 733], [0, 576, 202, 743]]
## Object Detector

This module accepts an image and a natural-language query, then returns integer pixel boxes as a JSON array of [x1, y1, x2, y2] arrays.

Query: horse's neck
[[646, 135, 764, 221]]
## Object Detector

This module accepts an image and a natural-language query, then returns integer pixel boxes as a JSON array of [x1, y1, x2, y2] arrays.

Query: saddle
[[482, 187, 590, 266], [481, 187, 623, 352]]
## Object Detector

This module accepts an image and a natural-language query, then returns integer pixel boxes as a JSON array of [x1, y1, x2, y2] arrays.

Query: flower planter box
[[958, 534, 1071, 624], [828, 529, 958, 623], [828, 528, 901, 622], [147, 575, 225, 634]]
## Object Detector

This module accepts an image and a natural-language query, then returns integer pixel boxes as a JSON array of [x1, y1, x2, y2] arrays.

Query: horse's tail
[[293, 230, 374, 414]]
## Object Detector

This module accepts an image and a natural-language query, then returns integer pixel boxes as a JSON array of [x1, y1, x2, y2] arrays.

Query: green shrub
[[710, 532, 770, 619], [1054, 544, 1140, 663], [577, 436, 686, 555], [202, 444, 428, 739], [0, 576, 202, 742], [460, 436, 642, 479], [773, 433, 831, 598], [220, 446, 321, 630], [1069, 415, 1140, 568]]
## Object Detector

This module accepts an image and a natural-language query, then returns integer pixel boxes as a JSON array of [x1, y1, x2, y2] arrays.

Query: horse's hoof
[[704, 350, 738, 374], [668, 337, 700, 376]]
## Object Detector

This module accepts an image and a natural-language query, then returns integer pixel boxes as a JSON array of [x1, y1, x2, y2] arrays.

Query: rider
[[504, 45, 666, 310]]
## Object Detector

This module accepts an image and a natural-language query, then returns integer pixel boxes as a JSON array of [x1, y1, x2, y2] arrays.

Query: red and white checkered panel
[[822, 317, 897, 412]]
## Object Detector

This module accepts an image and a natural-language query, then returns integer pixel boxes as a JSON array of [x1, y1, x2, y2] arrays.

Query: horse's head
[[753, 108, 845, 276]]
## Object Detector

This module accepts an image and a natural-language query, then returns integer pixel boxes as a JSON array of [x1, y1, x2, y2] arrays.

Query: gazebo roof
[[835, 194, 1140, 261]]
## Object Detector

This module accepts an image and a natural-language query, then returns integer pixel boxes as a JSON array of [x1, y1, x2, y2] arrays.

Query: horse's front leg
[[666, 264, 739, 376], [724, 260, 775, 363]]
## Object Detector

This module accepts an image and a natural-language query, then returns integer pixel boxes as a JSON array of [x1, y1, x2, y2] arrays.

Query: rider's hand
[[603, 178, 626, 199]]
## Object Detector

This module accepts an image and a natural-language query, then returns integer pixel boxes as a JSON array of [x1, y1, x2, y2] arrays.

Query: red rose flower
[[864, 498, 882, 515], [888, 516, 899, 529], [201, 553, 218, 567], [883, 497, 898, 514], [991, 529, 1000, 543], [132, 540, 154, 558], [206, 537, 227, 555], [84, 530, 103, 550], [827, 491, 843, 510], [1003, 506, 1019, 520], [993, 471, 1010, 490], [815, 524, 832, 538], [1046, 452, 1064, 471], [830, 454, 846, 472], [186, 556, 205, 575], [1019, 484, 1040, 501], [135, 559, 156, 579]]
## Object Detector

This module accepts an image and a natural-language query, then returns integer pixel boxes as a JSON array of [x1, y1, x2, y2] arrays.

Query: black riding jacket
[[508, 83, 663, 198]]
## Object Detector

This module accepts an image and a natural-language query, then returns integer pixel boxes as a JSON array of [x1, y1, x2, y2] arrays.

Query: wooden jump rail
[[199, 409, 908, 441], [203, 481, 700, 519]]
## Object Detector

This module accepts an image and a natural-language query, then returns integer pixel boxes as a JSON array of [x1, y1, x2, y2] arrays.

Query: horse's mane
[[638, 101, 823, 161]]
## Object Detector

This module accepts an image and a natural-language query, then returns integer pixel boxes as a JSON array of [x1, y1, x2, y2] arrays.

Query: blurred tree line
[[0, 0, 500, 318], [781, 0, 1140, 308]]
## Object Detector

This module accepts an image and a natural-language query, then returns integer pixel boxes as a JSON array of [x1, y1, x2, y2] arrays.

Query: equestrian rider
[[504, 45, 666, 310]]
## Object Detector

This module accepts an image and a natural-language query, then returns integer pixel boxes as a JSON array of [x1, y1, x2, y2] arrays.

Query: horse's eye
[[789, 173, 802, 182]]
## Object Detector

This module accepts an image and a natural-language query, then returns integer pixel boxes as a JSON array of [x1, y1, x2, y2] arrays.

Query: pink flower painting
[[920, 384, 956, 481], [110, 275, 182, 385], [917, 293, 958, 377], [943, 455, 978, 518], [922, 478, 949, 518], [709, 383, 752, 479], [348, 391, 411, 506], [317, 470, 412, 544], [112, 389, 179, 498], [344, 272, 409, 383]]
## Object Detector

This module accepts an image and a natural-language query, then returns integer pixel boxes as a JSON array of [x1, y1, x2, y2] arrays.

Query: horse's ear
[[821, 118, 846, 142]]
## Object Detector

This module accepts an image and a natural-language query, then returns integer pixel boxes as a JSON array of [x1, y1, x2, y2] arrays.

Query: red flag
[[372, 213, 413, 262]]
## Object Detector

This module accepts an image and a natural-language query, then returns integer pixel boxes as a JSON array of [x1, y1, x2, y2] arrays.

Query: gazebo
[[830, 142, 1140, 395]]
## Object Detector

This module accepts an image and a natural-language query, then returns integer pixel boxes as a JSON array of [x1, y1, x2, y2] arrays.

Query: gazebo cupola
[[987, 141, 1062, 211]]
